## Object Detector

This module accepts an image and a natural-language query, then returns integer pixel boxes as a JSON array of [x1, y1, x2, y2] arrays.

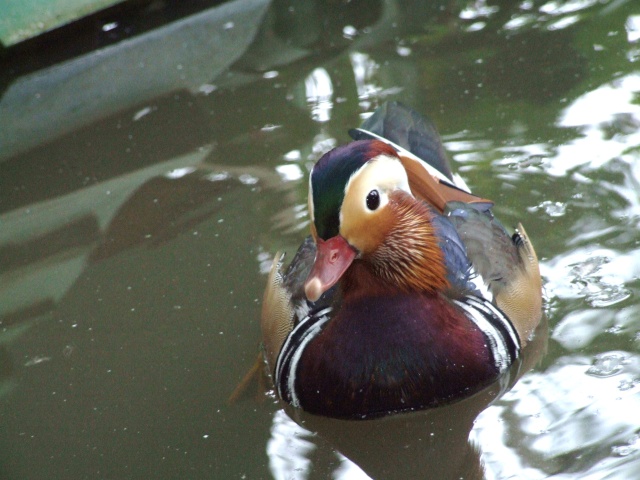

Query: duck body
[[262, 102, 542, 419]]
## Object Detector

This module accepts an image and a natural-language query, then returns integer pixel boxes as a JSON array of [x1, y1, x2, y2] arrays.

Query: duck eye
[[366, 189, 380, 211]]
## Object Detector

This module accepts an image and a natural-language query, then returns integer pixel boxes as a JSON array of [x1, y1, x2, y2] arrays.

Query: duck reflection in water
[[257, 102, 547, 478]]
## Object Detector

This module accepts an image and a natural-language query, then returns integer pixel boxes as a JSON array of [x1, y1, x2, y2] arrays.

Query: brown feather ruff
[[355, 190, 449, 295]]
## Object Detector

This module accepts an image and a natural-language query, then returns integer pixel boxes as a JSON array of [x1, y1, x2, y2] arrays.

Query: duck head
[[304, 140, 449, 302]]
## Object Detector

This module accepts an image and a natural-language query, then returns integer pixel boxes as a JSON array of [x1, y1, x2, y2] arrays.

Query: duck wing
[[446, 202, 542, 345], [261, 237, 339, 371]]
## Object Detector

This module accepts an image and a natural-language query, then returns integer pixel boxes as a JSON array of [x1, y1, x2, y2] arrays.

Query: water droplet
[[25, 356, 51, 367], [466, 22, 486, 32], [343, 25, 357, 39], [133, 106, 153, 121], [284, 150, 301, 161], [276, 164, 303, 182], [205, 172, 230, 182], [531, 200, 566, 217], [198, 84, 217, 95], [102, 22, 118, 32], [238, 174, 258, 185], [165, 167, 195, 179]]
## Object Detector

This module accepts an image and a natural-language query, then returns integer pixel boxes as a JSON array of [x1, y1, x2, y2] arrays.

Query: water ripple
[[475, 352, 640, 478]]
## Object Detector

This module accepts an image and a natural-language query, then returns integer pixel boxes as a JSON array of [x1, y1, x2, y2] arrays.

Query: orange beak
[[304, 235, 357, 302]]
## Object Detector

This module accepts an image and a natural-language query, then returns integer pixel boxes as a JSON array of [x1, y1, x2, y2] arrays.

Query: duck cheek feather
[[292, 293, 497, 419]]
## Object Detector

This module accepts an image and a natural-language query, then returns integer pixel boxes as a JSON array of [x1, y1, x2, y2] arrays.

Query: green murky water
[[2, 1, 640, 478]]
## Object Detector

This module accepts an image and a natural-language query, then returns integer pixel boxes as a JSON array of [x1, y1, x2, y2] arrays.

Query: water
[[2, 0, 640, 478]]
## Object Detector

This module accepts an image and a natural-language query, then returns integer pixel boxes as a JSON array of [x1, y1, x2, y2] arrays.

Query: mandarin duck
[[261, 102, 542, 419]]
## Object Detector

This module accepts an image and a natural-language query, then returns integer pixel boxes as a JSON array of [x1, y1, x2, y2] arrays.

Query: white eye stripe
[[340, 154, 410, 249], [344, 155, 411, 202], [344, 155, 403, 215]]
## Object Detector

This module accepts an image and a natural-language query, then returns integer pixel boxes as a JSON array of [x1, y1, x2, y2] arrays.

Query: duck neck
[[341, 260, 403, 300]]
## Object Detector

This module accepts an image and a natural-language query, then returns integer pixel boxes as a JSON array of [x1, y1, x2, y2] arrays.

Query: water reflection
[[2, 0, 640, 478], [305, 68, 334, 123], [551, 73, 640, 177], [476, 351, 640, 479]]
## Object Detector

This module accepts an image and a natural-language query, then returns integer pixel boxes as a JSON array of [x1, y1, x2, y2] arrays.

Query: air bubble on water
[[587, 285, 631, 308], [529, 200, 566, 217], [567, 256, 631, 307], [611, 434, 640, 457], [586, 353, 627, 378], [617, 379, 637, 391]]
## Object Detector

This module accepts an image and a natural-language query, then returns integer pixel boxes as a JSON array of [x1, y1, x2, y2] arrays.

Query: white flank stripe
[[453, 299, 510, 372], [275, 307, 328, 381], [275, 307, 332, 406], [286, 315, 331, 407], [465, 296, 520, 353], [468, 267, 493, 303]]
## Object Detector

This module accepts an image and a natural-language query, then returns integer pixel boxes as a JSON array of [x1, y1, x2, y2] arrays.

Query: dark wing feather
[[350, 101, 454, 180], [445, 202, 517, 291]]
